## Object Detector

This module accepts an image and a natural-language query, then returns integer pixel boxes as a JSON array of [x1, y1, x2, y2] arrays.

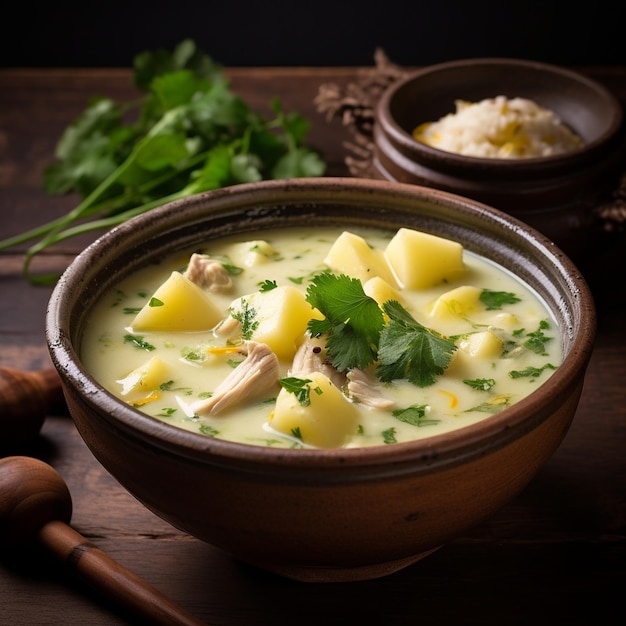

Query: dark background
[[2, 1, 623, 68]]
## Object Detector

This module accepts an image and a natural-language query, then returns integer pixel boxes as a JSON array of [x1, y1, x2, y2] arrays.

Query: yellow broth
[[81, 226, 562, 449]]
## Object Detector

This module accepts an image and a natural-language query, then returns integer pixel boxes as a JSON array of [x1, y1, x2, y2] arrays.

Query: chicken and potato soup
[[81, 226, 561, 449]]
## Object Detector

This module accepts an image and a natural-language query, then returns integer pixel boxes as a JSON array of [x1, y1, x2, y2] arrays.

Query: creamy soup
[[81, 226, 561, 449]]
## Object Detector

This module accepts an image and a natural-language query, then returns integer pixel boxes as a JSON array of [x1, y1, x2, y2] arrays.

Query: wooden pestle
[[0, 367, 67, 447], [0, 456, 205, 626]]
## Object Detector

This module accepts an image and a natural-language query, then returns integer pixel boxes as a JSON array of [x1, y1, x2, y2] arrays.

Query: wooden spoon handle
[[0, 367, 66, 447], [39, 520, 206, 626], [0, 456, 204, 625]]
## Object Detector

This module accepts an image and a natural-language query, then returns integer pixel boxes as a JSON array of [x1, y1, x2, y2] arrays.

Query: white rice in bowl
[[413, 96, 583, 158]]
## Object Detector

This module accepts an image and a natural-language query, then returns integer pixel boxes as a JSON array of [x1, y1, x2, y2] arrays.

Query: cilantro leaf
[[479, 289, 522, 310], [259, 279, 278, 292], [382, 428, 397, 444], [377, 300, 457, 387], [466, 395, 511, 414], [509, 363, 557, 379], [463, 378, 496, 391], [279, 377, 314, 407], [123, 334, 156, 351], [392, 404, 440, 427], [523, 319, 553, 355], [306, 273, 384, 371]]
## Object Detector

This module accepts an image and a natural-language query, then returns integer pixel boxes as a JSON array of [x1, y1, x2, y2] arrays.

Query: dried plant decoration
[[315, 49, 409, 176]]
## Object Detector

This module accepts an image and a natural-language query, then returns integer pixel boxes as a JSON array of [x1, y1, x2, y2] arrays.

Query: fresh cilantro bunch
[[306, 273, 457, 387], [1, 39, 326, 284]]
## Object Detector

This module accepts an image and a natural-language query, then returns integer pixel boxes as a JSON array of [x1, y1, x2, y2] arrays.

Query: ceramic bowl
[[372, 58, 626, 258], [46, 177, 596, 583]]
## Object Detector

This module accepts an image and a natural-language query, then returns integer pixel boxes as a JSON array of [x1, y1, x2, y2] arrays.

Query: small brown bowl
[[373, 58, 626, 258], [46, 177, 595, 583]]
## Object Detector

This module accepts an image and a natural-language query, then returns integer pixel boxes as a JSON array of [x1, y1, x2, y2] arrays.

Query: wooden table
[[1, 66, 625, 625]]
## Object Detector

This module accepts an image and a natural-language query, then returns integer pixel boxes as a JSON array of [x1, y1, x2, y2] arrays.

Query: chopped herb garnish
[[149, 297, 164, 307], [467, 395, 511, 413], [509, 363, 557, 379], [382, 427, 397, 444], [523, 319, 553, 355], [156, 408, 177, 417], [392, 404, 439, 427], [181, 347, 206, 362], [123, 307, 142, 315], [210, 255, 244, 276], [280, 377, 314, 407], [500, 339, 520, 357], [97, 333, 113, 347], [230, 298, 258, 340], [123, 334, 156, 351], [480, 289, 522, 310], [259, 279, 278, 292], [199, 423, 219, 437], [291, 426, 303, 440], [159, 381, 193, 395], [464, 378, 496, 391]]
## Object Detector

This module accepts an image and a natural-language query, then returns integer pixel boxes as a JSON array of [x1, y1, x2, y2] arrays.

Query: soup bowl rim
[[46, 176, 596, 476]]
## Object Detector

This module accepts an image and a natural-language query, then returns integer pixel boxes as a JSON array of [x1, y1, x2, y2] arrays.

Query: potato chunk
[[269, 371, 360, 448], [363, 276, 404, 308], [131, 271, 224, 332], [117, 355, 169, 397], [230, 240, 280, 267], [460, 331, 503, 358], [429, 285, 482, 319], [385, 228, 466, 289], [324, 231, 396, 285], [230, 285, 322, 361]]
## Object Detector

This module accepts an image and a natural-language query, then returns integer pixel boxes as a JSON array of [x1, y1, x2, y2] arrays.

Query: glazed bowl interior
[[379, 57, 623, 175], [46, 177, 596, 582]]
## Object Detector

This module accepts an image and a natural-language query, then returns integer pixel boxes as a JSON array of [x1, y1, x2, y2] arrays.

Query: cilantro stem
[[21, 191, 185, 281], [0, 214, 76, 250]]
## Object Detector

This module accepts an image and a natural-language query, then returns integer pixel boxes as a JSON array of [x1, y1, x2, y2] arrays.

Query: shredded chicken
[[346, 368, 395, 409], [290, 335, 346, 389], [184, 253, 233, 293], [191, 341, 280, 416], [212, 316, 242, 341]]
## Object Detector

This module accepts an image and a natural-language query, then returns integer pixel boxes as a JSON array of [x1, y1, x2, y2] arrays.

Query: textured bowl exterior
[[373, 58, 626, 257], [46, 177, 596, 582]]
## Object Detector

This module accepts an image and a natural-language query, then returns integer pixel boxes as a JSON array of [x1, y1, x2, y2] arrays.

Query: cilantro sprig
[[1, 39, 326, 284], [377, 301, 457, 387], [306, 272, 384, 372], [306, 273, 456, 387]]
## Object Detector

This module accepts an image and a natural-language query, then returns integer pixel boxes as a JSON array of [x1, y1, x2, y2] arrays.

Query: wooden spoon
[[0, 367, 66, 447], [0, 456, 205, 626]]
